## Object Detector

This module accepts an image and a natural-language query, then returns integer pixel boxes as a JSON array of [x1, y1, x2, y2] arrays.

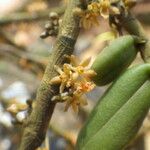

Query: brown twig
[[0, 6, 65, 25], [19, 0, 85, 150], [0, 44, 46, 75], [0, 30, 27, 51], [49, 124, 75, 149]]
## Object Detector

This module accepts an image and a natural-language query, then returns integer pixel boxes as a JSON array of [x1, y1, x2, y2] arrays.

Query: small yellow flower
[[88, 2, 100, 14], [99, 0, 120, 19], [65, 55, 97, 79], [75, 81, 95, 93], [74, 1, 121, 29], [80, 11, 100, 29], [99, 0, 111, 19], [64, 94, 87, 113], [50, 55, 96, 112], [7, 103, 28, 115], [50, 64, 74, 93], [74, 4, 100, 29]]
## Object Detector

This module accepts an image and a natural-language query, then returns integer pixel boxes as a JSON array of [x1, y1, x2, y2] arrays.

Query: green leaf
[[91, 35, 138, 86], [76, 64, 150, 150]]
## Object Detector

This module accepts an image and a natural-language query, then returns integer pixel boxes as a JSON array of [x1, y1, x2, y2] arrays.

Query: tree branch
[[19, 0, 84, 150]]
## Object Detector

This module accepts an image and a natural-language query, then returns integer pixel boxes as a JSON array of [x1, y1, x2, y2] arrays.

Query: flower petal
[[50, 76, 61, 84], [80, 57, 91, 67], [72, 102, 79, 113]]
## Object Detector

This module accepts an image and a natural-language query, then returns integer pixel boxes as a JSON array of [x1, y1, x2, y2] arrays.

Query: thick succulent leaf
[[76, 64, 150, 150], [91, 35, 138, 86]]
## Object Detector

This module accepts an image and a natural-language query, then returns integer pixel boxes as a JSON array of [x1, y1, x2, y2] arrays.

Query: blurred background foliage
[[0, 0, 150, 149]]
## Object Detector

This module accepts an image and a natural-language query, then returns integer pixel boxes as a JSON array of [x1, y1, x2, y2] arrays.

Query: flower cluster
[[50, 55, 96, 112], [75, 0, 136, 29], [74, 0, 120, 29]]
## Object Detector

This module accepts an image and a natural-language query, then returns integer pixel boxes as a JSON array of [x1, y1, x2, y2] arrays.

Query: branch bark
[[19, 0, 85, 150]]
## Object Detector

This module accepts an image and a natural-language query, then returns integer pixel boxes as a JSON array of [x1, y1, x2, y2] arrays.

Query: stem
[[19, 0, 84, 149], [118, 12, 150, 62]]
